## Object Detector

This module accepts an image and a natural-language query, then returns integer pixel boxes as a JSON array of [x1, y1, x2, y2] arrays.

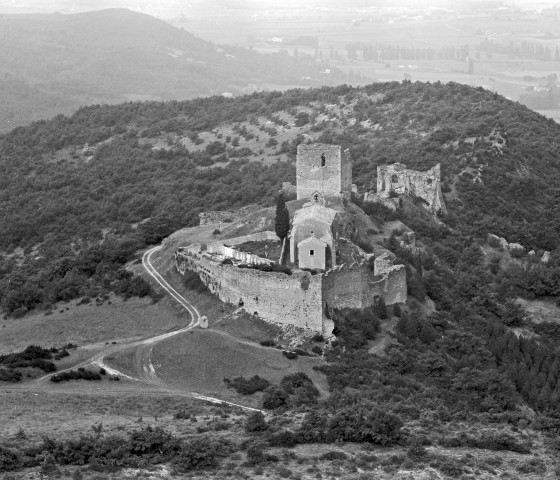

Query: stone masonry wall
[[296, 144, 352, 200], [176, 251, 325, 332], [366, 163, 446, 215], [206, 231, 278, 254], [322, 262, 387, 310]]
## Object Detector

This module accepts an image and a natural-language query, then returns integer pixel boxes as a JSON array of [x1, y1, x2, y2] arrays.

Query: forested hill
[[2, 81, 560, 315], [0, 8, 350, 132]]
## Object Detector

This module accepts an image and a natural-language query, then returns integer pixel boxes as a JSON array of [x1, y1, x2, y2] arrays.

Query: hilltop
[[2, 81, 560, 478], [0, 8, 351, 132]]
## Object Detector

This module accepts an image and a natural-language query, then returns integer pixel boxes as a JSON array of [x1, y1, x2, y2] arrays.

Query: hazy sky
[[2, 0, 560, 17]]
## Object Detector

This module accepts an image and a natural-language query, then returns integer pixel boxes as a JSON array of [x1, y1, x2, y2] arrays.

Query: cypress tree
[[275, 193, 290, 241]]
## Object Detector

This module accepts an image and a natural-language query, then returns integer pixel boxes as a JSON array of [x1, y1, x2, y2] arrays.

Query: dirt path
[[6, 245, 263, 413]]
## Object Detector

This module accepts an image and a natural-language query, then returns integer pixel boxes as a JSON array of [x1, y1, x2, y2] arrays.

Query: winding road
[[30, 245, 263, 413]]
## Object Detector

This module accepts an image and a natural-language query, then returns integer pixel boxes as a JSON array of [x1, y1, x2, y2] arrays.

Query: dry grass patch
[[0, 295, 185, 355], [108, 328, 327, 405]]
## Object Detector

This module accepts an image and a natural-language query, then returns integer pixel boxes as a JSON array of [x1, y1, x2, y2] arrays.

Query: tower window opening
[[310, 249, 315, 256], [321, 154, 326, 167], [427, 178, 433, 185], [391, 174, 399, 183]]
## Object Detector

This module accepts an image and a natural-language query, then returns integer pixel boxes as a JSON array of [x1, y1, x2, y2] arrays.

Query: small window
[[310, 230, 314, 234], [321, 154, 326, 167], [391, 174, 399, 183], [427, 178, 433, 185], [310, 249, 315, 256]]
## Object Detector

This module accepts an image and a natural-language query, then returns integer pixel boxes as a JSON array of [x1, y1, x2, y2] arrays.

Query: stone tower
[[296, 144, 352, 200]]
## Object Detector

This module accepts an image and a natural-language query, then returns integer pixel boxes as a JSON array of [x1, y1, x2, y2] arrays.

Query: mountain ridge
[[0, 8, 351, 132]]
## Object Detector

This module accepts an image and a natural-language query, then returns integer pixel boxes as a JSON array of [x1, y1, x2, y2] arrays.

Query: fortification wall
[[175, 251, 324, 332], [323, 262, 387, 310], [296, 144, 351, 200]]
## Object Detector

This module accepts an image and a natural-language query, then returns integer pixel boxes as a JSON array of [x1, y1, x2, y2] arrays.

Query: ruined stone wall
[[175, 251, 324, 332], [322, 262, 387, 310], [221, 246, 273, 266], [199, 204, 261, 226], [322, 255, 407, 310], [207, 231, 278, 254], [296, 144, 352, 200], [368, 163, 446, 215]]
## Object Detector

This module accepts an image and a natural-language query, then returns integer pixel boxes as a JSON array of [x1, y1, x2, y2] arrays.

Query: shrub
[[172, 437, 231, 473], [259, 340, 275, 347], [282, 351, 298, 359], [0, 446, 22, 472], [311, 333, 324, 342], [311, 345, 323, 355], [262, 386, 289, 410], [50, 369, 102, 383], [267, 430, 297, 448], [328, 403, 402, 445], [320, 451, 348, 461], [245, 412, 267, 433], [0, 369, 22, 382], [225, 375, 270, 395], [280, 372, 320, 406]]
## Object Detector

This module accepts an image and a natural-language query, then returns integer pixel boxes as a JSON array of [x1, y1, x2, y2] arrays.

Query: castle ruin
[[175, 143, 407, 336], [365, 163, 446, 215]]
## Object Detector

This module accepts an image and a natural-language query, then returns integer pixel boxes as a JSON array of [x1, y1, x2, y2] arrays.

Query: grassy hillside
[[0, 8, 352, 132]]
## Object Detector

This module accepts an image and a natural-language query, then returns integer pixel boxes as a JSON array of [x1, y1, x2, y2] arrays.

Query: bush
[[328, 403, 402, 445], [330, 307, 381, 349], [262, 386, 289, 410], [320, 451, 348, 461], [282, 351, 298, 359], [172, 437, 230, 473], [311, 333, 324, 342], [0, 369, 22, 382], [245, 412, 267, 433], [225, 375, 270, 395], [267, 430, 297, 448], [311, 345, 323, 355], [280, 372, 320, 406], [0, 446, 22, 472], [50, 369, 102, 383], [259, 340, 275, 347]]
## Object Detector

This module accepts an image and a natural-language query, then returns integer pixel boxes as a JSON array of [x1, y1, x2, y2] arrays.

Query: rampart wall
[[322, 259, 406, 310], [176, 251, 325, 333]]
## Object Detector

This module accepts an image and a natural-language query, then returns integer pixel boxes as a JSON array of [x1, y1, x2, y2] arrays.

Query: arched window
[[391, 174, 399, 183], [427, 178, 433, 186], [321, 154, 326, 167]]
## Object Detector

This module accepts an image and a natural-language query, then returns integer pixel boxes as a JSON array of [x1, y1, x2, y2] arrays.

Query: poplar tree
[[275, 193, 290, 241]]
